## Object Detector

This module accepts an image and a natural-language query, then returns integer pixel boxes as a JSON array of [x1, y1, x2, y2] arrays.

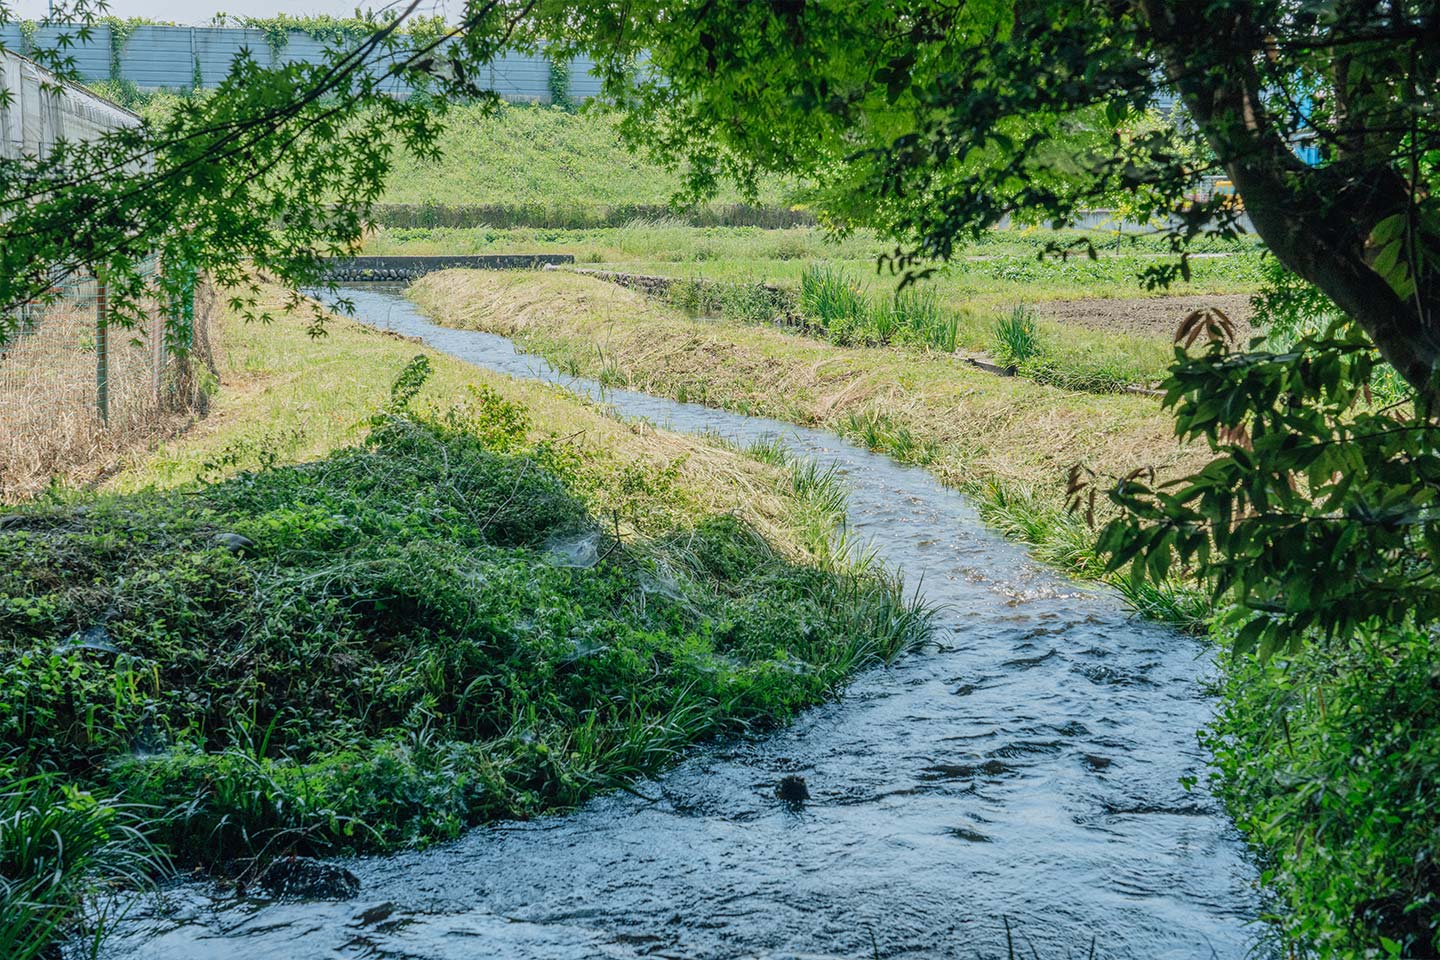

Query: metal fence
[[0, 23, 602, 101], [0, 259, 208, 499]]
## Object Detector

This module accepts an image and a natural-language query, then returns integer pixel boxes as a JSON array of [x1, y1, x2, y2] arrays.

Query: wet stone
[[775, 774, 810, 808], [948, 826, 992, 843], [355, 902, 398, 926], [258, 857, 361, 901]]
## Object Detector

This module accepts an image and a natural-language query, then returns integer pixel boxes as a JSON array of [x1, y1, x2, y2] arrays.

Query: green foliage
[[101, 17, 154, 80], [0, 774, 162, 960], [0, 380, 928, 869], [799, 264, 865, 332], [666, 277, 788, 323], [1252, 256, 1410, 403], [212, 13, 448, 49], [1205, 628, 1440, 955], [545, 52, 572, 110], [991, 306, 1041, 366], [0, 4, 525, 344], [799, 265, 961, 351], [1092, 325, 1433, 661]]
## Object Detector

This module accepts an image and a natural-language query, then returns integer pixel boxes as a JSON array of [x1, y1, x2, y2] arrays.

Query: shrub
[[1206, 627, 1440, 956]]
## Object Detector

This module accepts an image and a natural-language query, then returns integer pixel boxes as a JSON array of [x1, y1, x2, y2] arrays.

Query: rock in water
[[775, 774, 810, 808], [258, 857, 360, 900]]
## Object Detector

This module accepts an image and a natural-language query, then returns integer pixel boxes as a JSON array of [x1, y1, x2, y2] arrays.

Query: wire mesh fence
[[0, 260, 211, 500]]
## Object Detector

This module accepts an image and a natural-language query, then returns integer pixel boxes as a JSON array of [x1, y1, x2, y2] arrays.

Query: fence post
[[95, 281, 109, 424], [152, 300, 164, 407]]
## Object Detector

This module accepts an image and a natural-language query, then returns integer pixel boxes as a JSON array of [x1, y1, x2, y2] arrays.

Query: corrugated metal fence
[[0, 23, 602, 101], [0, 47, 138, 157]]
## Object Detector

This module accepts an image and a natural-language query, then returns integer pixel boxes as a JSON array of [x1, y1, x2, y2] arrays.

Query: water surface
[[101, 286, 1258, 959]]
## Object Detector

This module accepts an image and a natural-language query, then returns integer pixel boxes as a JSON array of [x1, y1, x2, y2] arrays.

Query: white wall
[[0, 49, 140, 161]]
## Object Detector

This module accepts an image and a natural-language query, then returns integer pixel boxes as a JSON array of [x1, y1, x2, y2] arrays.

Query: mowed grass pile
[[409, 269, 1209, 626], [0, 296, 927, 958]]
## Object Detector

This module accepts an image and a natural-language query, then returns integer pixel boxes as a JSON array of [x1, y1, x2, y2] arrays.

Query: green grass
[[380, 103, 791, 212], [367, 219, 1257, 394], [409, 269, 1208, 629], [2, 384, 924, 858], [1, 293, 929, 958], [1, 776, 161, 960], [991, 306, 1042, 366]]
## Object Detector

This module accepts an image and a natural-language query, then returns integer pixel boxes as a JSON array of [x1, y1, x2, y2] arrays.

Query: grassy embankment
[[408, 269, 1209, 624], [0, 292, 928, 960], [377, 103, 797, 227], [371, 222, 1265, 392]]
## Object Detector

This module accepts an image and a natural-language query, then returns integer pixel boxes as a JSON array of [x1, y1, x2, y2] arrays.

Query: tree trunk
[[1137, 0, 1440, 402]]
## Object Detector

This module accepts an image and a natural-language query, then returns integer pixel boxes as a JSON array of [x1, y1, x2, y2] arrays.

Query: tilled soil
[[1033, 293, 1255, 342]]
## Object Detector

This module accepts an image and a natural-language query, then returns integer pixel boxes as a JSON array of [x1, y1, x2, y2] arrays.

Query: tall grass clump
[[1, 775, 161, 960], [800, 264, 866, 334], [891, 287, 961, 352], [991, 306, 1042, 366], [666, 277, 788, 324], [801, 266, 962, 350]]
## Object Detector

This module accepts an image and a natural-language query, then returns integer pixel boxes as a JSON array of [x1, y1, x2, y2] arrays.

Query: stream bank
[[96, 286, 1259, 959]]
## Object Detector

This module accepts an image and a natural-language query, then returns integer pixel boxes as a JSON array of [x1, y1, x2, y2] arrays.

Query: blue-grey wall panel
[[569, 55, 604, 99], [4, 24, 588, 102], [121, 26, 194, 87]]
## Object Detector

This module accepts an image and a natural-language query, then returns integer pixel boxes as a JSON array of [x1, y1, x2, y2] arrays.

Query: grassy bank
[[366, 220, 1262, 393], [408, 269, 1208, 625], [366, 221, 1265, 307], [380, 103, 789, 213], [1, 293, 928, 959]]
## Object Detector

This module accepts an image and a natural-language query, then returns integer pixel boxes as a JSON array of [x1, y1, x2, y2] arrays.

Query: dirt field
[[1033, 293, 1255, 341]]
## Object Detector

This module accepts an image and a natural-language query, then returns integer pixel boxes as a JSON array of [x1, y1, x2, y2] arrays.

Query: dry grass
[[0, 288, 217, 503], [105, 284, 824, 565], [408, 269, 1206, 508]]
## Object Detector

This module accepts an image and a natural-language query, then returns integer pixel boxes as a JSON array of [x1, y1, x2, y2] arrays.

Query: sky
[[7, 0, 452, 25]]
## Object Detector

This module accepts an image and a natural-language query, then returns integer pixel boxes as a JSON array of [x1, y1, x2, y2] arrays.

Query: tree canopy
[[525, 0, 1440, 660], [0, 0, 526, 338], [5, 0, 1440, 658]]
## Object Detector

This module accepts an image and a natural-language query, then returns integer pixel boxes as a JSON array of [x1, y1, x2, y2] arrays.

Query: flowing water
[[100, 287, 1260, 959]]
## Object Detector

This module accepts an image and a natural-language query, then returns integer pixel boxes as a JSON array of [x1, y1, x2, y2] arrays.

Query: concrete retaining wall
[[325, 254, 575, 282]]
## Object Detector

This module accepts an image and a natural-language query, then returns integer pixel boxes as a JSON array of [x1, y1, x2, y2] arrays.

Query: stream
[[99, 286, 1260, 959]]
